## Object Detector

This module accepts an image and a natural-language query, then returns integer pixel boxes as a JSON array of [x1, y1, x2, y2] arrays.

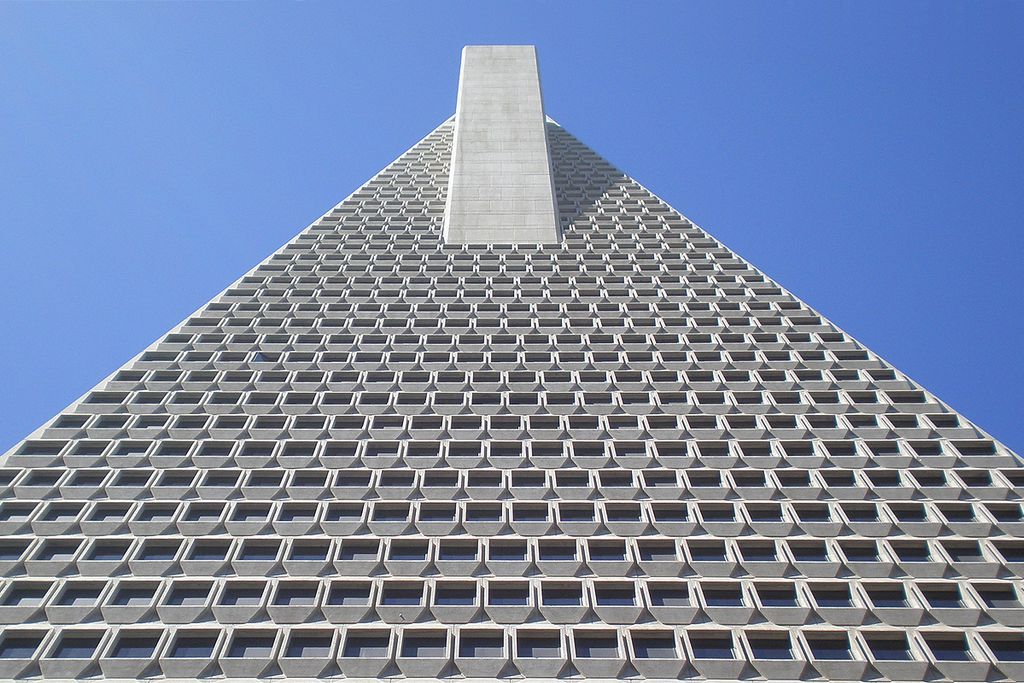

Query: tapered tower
[[1, 45, 1022, 682]]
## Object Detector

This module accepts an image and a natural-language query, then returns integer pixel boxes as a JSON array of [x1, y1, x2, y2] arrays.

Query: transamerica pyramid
[[1, 44, 1022, 682]]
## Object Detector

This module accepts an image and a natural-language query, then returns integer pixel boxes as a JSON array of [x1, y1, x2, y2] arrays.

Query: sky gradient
[[1, 2, 1021, 454]]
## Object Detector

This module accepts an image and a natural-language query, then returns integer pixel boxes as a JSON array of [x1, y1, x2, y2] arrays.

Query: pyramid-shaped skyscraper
[[2, 45, 1023, 682]]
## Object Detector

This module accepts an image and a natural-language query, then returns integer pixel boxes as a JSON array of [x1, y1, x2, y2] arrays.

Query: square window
[[434, 584, 475, 606], [757, 586, 798, 607], [748, 636, 793, 660], [288, 633, 333, 658], [689, 542, 728, 562], [326, 584, 370, 606], [517, 633, 561, 658], [111, 635, 159, 659], [922, 586, 964, 609], [841, 542, 880, 562], [220, 585, 264, 606], [867, 585, 908, 608], [574, 633, 619, 658], [631, 634, 677, 659], [976, 585, 1021, 609], [926, 636, 973, 662], [594, 585, 635, 606], [401, 634, 447, 658], [892, 542, 931, 563], [342, 634, 385, 659], [812, 585, 853, 608], [690, 634, 734, 659], [945, 542, 985, 563], [112, 586, 156, 606], [57, 586, 102, 606], [227, 634, 275, 658], [648, 584, 689, 607], [3, 586, 48, 606], [380, 585, 422, 606], [702, 585, 743, 607], [170, 635, 216, 659], [542, 585, 582, 606], [789, 542, 829, 562], [638, 542, 677, 562], [489, 585, 529, 606], [538, 542, 576, 561], [0, 635, 43, 659], [984, 636, 1024, 662], [807, 635, 852, 660], [866, 635, 912, 661], [166, 586, 210, 606], [589, 541, 627, 562], [459, 633, 504, 658]]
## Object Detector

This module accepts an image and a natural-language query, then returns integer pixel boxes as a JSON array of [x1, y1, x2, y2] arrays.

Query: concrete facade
[[443, 45, 560, 245], [1, 45, 1023, 682]]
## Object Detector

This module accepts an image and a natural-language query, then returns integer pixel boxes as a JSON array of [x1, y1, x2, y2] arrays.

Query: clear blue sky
[[1, 2, 1021, 454]]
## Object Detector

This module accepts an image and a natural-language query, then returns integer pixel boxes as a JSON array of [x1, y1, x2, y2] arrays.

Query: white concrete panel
[[443, 45, 561, 244]]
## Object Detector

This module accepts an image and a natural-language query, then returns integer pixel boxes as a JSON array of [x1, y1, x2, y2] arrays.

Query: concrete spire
[[442, 45, 561, 244]]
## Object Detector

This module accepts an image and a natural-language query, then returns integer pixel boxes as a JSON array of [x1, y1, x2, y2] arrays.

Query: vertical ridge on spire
[[442, 45, 561, 244]]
